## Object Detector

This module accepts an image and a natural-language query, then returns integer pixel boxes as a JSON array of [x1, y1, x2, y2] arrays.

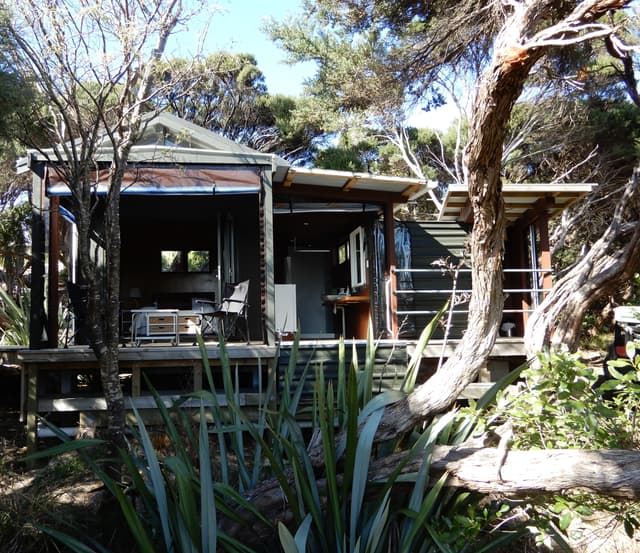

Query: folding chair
[[205, 280, 250, 342]]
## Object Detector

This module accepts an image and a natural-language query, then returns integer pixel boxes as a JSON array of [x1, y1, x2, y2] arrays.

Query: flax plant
[[28, 315, 530, 552]]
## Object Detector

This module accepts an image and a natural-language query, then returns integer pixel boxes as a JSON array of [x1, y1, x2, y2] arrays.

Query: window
[[187, 250, 210, 272], [161, 250, 210, 273], [349, 226, 366, 288], [338, 242, 348, 265], [161, 250, 183, 272]]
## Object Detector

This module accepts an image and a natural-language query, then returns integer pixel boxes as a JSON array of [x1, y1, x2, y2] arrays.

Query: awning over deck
[[275, 166, 430, 202], [45, 165, 262, 196], [439, 182, 596, 223]]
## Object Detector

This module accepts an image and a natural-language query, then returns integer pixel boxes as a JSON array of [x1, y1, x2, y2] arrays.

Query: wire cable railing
[[392, 267, 552, 317]]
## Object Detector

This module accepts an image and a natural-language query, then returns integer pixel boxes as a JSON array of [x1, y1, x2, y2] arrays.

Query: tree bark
[[525, 168, 640, 355], [377, 446, 640, 500], [374, 0, 635, 439], [354, 3, 546, 446], [102, 164, 125, 448], [224, 446, 640, 545], [305, 0, 634, 472], [8, 0, 187, 450]]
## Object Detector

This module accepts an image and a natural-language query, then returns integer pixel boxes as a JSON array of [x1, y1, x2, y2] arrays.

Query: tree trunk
[[366, 6, 546, 445], [224, 446, 640, 545], [525, 168, 640, 356], [377, 446, 640, 500], [370, 0, 636, 441], [73, 164, 126, 449]]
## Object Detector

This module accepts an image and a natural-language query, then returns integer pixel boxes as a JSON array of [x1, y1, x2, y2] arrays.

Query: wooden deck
[[18, 342, 277, 449], [19, 342, 276, 363], [12, 337, 526, 450]]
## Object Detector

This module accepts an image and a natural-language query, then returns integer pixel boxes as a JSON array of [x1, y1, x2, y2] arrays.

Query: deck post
[[193, 360, 203, 392], [30, 164, 47, 348], [131, 363, 141, 397]]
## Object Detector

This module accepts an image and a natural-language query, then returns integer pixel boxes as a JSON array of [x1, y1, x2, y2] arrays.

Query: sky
[[175, 0, 314, 96]]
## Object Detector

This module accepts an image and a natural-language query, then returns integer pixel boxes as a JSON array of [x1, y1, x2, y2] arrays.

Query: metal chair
[[205, 280, 250, 342]]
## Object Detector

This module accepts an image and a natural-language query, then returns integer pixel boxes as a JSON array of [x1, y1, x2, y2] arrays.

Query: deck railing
[[391, 267, 553, 318]]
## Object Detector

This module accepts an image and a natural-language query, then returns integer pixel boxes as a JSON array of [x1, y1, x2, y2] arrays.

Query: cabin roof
[[24, 112, 593, 214], [25, 112, 281, 168], [24, 112, 432, 203], [439, 182, 596, 223]]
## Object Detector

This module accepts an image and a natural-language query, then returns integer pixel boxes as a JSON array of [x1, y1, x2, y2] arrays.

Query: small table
[[323, 295, 370, 338], [131, 309, 179, 345]]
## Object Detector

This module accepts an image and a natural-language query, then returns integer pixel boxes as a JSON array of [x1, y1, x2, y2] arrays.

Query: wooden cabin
[[16, 113, 593, 445]]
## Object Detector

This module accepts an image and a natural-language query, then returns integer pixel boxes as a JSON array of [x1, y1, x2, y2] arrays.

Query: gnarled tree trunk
[[366, 3, 547, 444], [307, 0, 634, 470], [225, 445, 640, 545], [525, 168, 640, 356]]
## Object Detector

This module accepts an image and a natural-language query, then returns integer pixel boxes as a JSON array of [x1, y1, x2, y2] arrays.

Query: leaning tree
[[272, 0, 637, 446], [1, 0, 209, 447], [215, 2, 640, 539], [525, 20, 640, 355]]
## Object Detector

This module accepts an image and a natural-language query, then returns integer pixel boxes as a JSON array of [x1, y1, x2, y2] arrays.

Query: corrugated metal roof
[[278, 167, 430, 201], [439, 182, 595, 223]]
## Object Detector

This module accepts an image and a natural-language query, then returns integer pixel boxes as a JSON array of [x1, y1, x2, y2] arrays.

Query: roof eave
[[277, 166, 430, 203], [438, 182, 597, 222]]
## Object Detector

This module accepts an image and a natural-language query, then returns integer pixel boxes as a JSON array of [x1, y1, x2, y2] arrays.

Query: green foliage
[[0, 201, 30, 296], [152, 53, 323, 164], [599, 341, 640, 438], [504, 93, 640, 186], [36, 320, 630, 552], [0, 285, 29, 345], [277, 368, 522, 553], [469, 348, 640, 547], [484, 350, 623, 450], [314, 139, 378, 172]]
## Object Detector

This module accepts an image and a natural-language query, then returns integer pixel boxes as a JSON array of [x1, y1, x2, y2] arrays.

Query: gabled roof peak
[[139, 112, 260, 155]]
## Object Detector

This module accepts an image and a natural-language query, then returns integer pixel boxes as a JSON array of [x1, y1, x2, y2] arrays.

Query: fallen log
[[378, 446, 640, 499], [222, 446, 640, 545]]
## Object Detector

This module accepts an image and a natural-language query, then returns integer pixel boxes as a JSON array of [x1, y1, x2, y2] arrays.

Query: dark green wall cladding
[[403, 221, 472, 340], [277, 342, 409, 402]]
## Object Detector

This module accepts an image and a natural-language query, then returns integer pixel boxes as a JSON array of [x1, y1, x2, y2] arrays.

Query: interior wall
[[120, 195, 262, 338], [120, 218, 217, 307]]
